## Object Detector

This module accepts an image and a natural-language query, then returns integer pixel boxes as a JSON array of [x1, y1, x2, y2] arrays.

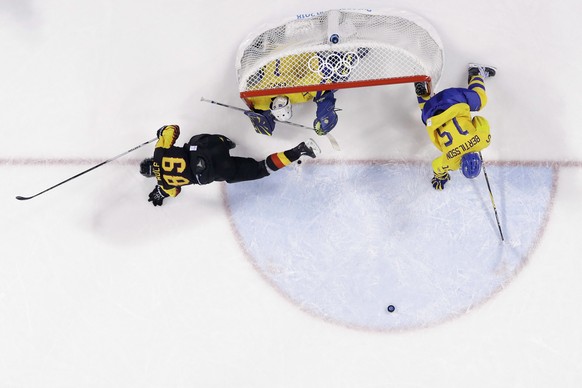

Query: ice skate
[[468, 63, 497, 80], [414, 81, 430, 97], [302, 138, 321, 158], [293, 138, 321, 159]]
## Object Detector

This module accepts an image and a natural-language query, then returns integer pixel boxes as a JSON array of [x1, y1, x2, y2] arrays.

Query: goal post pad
[[235, 9, 444, 105]]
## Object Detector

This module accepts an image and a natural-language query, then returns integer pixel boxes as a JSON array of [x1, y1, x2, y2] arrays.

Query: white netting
[[235, 9, 444, 97]]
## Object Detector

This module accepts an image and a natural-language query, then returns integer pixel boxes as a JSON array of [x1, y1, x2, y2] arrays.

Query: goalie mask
[[270, 96, 292, 121], [461, 152, 482, 179], [140, 158, 155, 178]]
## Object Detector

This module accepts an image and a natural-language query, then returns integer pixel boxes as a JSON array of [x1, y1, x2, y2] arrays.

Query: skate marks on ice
[[222, 161, 557, 331]]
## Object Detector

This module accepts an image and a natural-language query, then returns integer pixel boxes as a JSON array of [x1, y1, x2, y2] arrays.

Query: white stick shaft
[[201, 97, 341, 151]]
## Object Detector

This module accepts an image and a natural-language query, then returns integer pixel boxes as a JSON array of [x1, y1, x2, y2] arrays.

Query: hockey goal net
[[235, 9, 444, 106]]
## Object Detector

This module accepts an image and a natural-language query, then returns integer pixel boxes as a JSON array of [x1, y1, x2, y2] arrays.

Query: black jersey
[[152, 125, 197, 197], [153, 126, 264, 197]]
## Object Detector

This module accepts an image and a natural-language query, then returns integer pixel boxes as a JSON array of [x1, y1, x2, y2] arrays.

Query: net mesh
[[236, 9, 444, 98]]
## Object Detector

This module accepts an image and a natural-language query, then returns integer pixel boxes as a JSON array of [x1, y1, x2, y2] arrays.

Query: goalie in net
[[241, 50, 369, 137], [236, 9, 444, 137]]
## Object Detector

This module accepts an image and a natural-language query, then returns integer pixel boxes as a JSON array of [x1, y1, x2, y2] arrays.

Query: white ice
[[2, 0, 582, 387]]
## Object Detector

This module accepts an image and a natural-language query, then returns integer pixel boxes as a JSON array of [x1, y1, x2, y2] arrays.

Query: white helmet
[[270, 96, 292, 121]]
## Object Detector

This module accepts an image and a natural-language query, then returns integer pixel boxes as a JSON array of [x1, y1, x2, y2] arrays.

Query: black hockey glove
[[148, 185, 169, 206], [431, 172, 451, 190]]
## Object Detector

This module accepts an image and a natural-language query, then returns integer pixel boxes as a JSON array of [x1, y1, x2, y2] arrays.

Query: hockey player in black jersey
[[140, 125, 319, 206]]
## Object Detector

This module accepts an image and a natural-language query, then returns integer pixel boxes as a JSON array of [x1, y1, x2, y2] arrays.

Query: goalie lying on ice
[[241, 51, 366, 137], [140, 125, 319, 206], [244, 91, 337, 137]]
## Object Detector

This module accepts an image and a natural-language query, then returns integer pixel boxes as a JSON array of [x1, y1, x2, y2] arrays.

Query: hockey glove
[[313, 91, 338, 135], [431, 172, 451, 190], [244, 110, 276, 136], [157, 125, 179, 138], [148, 185, 169, 206]]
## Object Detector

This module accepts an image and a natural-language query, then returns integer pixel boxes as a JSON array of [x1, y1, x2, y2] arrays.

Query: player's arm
[[432, 156, 453, 178], [472, 116, 490, 137], [157, 179, 181, 197], [430, 154, 461, 191], [155, 125, 180, 148], [155, 124, 181, 196], [471, 116, 492, 152], [151, 125, 182, 200]]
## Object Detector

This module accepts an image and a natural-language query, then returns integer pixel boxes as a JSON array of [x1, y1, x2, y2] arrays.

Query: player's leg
[[414, 82, 431, 111], [467, 63, 497, 109], [225, 140, 319, 183], [223, 157, 270, 183]]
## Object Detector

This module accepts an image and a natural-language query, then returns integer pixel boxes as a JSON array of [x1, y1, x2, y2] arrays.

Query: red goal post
[[235, 9, 444, 108]]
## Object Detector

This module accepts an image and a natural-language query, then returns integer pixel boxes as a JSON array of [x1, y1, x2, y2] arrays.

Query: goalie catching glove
[[313, 91, 338, 135], [431, 171, 451, 190]]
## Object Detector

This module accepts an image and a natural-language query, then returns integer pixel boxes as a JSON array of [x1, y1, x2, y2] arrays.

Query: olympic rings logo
[[307, 52, 360, 80]]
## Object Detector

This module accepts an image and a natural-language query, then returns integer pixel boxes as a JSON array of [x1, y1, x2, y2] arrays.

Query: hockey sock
[[265, 150, 298, 172], [417, 94, 430, 110], [468, 74, 486, 90], [468, 75, 488, 109]]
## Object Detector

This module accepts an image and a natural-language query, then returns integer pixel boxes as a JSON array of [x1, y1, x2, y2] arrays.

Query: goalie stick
[[15, 137, 158, 201], [200, 97, 341, 151]]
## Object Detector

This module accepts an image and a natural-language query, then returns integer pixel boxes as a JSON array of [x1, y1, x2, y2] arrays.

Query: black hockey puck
[[387, 305, 395, 313]]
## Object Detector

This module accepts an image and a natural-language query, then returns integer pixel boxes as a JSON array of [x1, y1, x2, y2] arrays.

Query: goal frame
[[235, 9, 444, 108]]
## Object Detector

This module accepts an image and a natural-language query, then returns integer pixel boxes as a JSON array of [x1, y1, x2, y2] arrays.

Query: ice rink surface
[[2, 0, 582, 387]]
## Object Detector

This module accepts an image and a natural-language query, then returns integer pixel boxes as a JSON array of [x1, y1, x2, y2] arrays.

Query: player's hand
[[148, 185, 169, 206], [431, 172, 450, 190]]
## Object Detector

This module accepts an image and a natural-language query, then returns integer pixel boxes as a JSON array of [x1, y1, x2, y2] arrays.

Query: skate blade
[[305, 138, 322, 155], [468, 63, 498, 72]]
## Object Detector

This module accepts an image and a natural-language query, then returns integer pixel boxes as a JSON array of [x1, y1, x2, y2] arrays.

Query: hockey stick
[[478, 152, 505, 241], [15, 137, 158, 201], [200, 97, 341, 151]]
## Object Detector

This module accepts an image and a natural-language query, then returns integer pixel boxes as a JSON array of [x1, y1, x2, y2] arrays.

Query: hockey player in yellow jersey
[[242, 51, 364, 137], [244, 91, 337, 136], [415, 63, 497, 190], [140, 125, 320, 206]]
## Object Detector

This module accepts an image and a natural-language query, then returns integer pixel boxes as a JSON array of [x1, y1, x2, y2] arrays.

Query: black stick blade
[[15, 196, 32, 201]]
